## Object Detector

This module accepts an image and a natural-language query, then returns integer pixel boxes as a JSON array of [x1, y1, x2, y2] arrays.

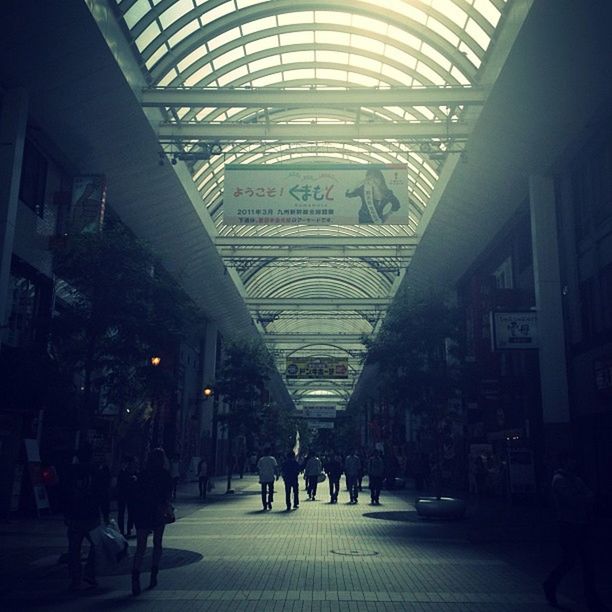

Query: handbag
[[317, 473, 326, 483], [160, 502, 176, 524]]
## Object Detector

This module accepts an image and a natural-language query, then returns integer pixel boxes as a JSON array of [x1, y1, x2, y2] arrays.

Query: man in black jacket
[[62, 446, 109, 590], [281, 451, 302, 511]]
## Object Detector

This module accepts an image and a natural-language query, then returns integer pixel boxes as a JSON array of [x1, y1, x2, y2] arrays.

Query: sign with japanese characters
[[223, 163, 409, 225], [491, 311, 538, 350], [285, 357, 349, 379]]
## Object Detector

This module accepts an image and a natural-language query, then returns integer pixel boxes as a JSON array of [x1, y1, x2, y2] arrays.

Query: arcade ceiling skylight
[[111, 0, 509, 407]]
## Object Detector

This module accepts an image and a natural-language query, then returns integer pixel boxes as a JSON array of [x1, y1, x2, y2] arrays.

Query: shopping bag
[[89, 523, 129, 574]]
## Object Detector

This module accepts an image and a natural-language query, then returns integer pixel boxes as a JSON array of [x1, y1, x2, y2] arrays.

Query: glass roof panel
[[113, 0, 511, 406]]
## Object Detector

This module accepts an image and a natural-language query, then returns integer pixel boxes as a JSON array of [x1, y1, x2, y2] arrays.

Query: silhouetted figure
[[116, 456, 137, 537], [345, 450, 362, 503], [368, 449, 385, 505], [304, 451, 322, 501], [542, 450, 605, 611], [197, 458, 208, 500], [324, 453, 343, 503], [281, 451, 302, 510], [131, 448, 173, 596], [62, 446, 110, 591], [169, 454, 180, 500], [414, 451, 430, 491], [257, 447, 278, 510]]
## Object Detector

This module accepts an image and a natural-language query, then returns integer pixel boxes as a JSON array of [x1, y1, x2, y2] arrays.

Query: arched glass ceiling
[[113, 0, 509, 405]]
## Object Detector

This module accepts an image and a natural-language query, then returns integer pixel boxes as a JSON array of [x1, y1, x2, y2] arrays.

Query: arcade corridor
[[1, 477, 610, 611]]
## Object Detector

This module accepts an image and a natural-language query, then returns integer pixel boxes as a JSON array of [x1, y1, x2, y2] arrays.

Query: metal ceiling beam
[[216, 236, 419, 247], [265, 334, 366, 344], [219, 246, 416, 258], [247, 298, 389, 310], [158, 122, 470, 141], [143, 86, 486, 108]]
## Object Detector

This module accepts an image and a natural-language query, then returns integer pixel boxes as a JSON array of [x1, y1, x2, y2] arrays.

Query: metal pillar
[[529, 174, 572, 469]]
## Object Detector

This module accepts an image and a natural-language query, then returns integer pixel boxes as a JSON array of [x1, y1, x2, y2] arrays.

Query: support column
[[199, 321, 218, 465], [0, 89, 28, 348], [529, 175, 571, 459]]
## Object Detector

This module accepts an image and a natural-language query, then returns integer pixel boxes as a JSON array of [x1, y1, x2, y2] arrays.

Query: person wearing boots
[[131, 448, 173, 596]]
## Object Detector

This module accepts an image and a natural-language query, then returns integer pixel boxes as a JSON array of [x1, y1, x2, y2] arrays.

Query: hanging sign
[[491, 311, 538, 350], [286, 357, 349, 379], [307, 420, 335, 430], [70, 175, 107, 233], [303, 405, 337, 419], [224, 164, 409, 225]]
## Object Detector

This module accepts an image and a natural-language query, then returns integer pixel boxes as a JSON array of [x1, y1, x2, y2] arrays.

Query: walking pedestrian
[[169, 454, 180, 500], [197, 457, 208, 500], [304, 451, 323, 501], [345, 449, 362, 504], [116, 456, 137, 537], [257, 447, 278, 510], [542, 450, 605, 611], [324, 452, 343, 503], [281, 450, 302, 510], [131, 448, 173, 596], [61, 445, 110, 591], [368, 449, 385, 505]]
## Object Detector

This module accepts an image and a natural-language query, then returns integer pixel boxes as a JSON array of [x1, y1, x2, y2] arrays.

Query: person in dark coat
[[324, 452, 343, 504], [542, 450, 605, 611], [368, 449, 385, 505], [62, 446, 110, 591], [131, 448, 173, 595], [281, 451, 302, 510], [116, 456, 137, 537]]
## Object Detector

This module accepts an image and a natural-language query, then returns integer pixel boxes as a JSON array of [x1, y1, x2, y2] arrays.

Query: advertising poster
[[70, 175, 107, 234], [224, 164, 409, 225]]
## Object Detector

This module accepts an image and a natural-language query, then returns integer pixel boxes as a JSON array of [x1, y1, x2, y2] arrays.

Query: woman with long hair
[[131, 447, 173, 595]]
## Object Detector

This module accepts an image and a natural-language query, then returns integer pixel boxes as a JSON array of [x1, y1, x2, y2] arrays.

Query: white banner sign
[[491, 312, 538, 350], [224, 164, 409, 225]]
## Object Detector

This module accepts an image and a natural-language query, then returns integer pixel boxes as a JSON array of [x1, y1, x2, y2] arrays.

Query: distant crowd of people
[[255, 447, 389, 511]]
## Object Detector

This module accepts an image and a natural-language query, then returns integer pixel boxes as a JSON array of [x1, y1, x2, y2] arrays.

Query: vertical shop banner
[[70, 175, 107, 234], [24, 439, 50, 511], [224, 164, 409, 225]]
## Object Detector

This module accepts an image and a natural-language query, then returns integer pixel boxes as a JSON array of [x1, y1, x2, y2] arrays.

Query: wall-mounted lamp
[[203, 385, 214, 399]]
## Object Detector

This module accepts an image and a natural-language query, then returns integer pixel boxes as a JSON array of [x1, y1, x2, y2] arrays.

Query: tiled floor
[[0, 476, 608, 611]]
